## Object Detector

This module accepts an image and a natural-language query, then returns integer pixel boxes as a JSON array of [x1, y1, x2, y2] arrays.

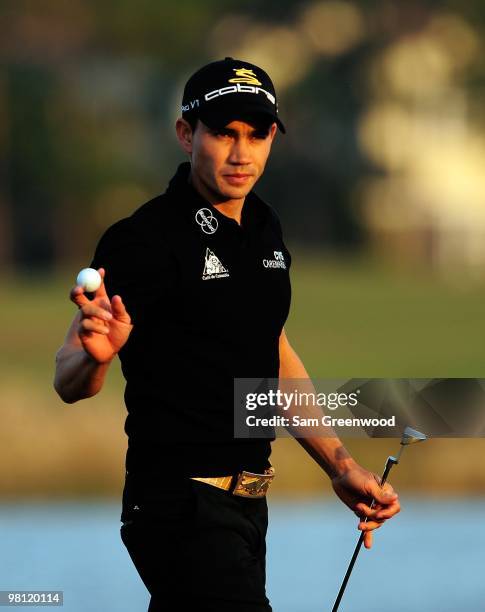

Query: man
[[54, 58, 400, 611]]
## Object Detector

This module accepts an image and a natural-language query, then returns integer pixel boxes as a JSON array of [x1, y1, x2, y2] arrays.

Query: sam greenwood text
[[246, 415, 397, 428]]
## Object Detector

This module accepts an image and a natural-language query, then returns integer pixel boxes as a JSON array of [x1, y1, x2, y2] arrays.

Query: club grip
[[380, 455, 398, 487]]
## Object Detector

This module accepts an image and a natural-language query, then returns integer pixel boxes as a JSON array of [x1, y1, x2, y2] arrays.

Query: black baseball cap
[[181, 57, 286, 133]]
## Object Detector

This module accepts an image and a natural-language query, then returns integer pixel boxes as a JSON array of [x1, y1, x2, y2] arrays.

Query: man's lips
[[223, 173, 253, 185]]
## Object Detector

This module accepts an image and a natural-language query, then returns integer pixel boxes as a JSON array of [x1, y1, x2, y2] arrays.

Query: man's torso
[[90, 162, 292, 480]]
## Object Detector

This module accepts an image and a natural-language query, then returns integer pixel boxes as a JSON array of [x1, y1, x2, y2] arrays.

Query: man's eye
[[211, 129, 232, 138], [252, 131, 269, 140]]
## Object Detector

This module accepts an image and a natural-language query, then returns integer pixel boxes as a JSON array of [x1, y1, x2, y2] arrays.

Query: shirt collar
[[166, 162, 267, 231]]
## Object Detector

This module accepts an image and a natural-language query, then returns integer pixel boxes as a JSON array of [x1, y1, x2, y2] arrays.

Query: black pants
[[120, 476, 272, 611]]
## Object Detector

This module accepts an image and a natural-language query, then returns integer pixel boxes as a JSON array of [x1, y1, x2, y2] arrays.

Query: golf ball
[[76, 268, 102, 292]]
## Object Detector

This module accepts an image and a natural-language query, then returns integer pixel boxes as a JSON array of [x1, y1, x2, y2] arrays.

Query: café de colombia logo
[[195, 207, 218, 234]]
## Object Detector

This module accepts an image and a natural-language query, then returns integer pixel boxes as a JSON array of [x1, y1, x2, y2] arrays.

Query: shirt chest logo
[[195, 207, 218, 234], [202, 248, 229, 280], [263, 250, 286, 270]]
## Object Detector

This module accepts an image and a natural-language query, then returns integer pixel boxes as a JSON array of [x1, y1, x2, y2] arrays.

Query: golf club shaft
[[331, 456, 397, 612]]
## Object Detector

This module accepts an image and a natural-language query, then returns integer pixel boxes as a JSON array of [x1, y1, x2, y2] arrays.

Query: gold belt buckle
[[232, 466, 275, 498]]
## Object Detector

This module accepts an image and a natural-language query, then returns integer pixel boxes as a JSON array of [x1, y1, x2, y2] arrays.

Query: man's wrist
[[315, 437, 358, 480], [328, 455, 359, 480], [83, 349, 115, 367]]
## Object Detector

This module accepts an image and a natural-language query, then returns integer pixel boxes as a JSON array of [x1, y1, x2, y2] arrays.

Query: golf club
[[331, 426, 427, 612]]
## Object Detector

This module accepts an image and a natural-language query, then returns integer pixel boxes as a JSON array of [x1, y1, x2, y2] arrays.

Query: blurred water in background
[[3, 4, 485, 610], [1, 497, 484, 612]]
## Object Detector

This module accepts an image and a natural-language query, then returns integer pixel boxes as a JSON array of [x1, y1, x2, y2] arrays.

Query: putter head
[[401, 426, 427, 445]]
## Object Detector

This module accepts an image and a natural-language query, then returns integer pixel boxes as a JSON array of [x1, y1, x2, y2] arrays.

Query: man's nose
[[228, 137, 251, 165]]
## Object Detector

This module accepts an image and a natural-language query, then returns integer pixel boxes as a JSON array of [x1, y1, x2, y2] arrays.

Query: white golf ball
[[76, 268, 102, 292]]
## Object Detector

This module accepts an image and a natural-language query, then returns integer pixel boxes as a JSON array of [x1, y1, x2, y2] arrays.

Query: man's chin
[[218, 180, 255, 201], [224, 188, 251, 201]]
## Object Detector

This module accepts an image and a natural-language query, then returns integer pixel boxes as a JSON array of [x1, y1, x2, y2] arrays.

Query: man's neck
[[188, 169, 244, 225]]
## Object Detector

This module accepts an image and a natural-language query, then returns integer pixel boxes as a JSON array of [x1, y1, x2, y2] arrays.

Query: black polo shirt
[[90, 162, 291, 481]]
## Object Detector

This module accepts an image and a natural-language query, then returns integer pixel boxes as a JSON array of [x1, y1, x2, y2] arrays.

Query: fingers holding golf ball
[[70, 267, 133, 363], [71, 268, 108, 310], [76, 267, 102, 293]]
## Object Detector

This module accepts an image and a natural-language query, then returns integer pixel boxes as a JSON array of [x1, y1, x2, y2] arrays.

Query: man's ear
[[175, 117, 194, 154], [269, 122, 277, 142]]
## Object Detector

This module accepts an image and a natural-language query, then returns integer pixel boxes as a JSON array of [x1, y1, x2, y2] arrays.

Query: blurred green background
[[2, 0, 485, 499]]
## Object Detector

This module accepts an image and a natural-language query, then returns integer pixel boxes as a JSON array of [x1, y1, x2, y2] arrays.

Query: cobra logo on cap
[[228, 68, 262, 86]]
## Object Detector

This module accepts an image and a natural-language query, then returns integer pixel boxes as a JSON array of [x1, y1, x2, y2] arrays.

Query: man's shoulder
[[94, 216, 132, 251], [251, 191, 284, 236], [96, 192, 173, 247], [130, 192, 170, 224], [130, 190, 192, 238]]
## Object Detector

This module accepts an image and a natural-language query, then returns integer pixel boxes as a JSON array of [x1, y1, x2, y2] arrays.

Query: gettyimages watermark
[[233, 378, 485, 439]]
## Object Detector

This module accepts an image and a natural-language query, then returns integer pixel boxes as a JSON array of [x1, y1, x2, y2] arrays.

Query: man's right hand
[[69, 268, 133, 364]]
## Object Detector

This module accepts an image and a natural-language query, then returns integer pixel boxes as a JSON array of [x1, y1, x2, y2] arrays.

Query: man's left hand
[[331, 464, 401, 549]]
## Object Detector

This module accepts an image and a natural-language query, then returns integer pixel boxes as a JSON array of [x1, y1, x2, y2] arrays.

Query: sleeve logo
[[263, 250, 286, 269]]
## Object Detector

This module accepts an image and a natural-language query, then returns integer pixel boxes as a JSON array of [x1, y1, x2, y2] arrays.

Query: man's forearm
[[275, 386, 357, 479], [54, 346, 112, 403], [278, 329, 356, 479], [294, 436, 357, 479]]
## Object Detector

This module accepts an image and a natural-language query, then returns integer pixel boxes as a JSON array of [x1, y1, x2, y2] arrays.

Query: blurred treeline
[[2, 1, 485, 497], [3, 0, 485, 273]]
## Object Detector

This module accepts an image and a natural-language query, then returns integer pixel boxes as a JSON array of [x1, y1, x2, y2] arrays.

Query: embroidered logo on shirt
[[195, 207, 218, 234], [263, 250, 286, 269], [202, 248, 230, 280]]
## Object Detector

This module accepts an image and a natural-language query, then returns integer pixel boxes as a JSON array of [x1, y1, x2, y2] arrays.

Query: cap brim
[[198, 104, 286, 134]]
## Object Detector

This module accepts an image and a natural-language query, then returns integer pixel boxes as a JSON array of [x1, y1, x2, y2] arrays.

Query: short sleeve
[[267, 205, 292, 270], [89, 217, 175, 326]]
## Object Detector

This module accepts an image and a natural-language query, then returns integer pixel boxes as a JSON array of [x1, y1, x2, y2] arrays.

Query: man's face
[[180, 119, 277, 202]]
